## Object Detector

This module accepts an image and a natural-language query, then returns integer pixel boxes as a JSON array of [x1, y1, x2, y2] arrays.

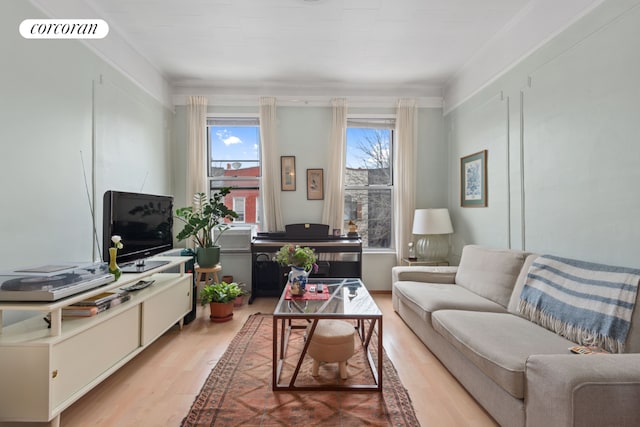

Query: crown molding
[[443, 0, 606, 114], [172, 83, 443, 108], [172, 93, 442, 108]]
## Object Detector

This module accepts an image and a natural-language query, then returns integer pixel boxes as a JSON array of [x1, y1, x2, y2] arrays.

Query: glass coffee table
[[272, 278, 383, 391]]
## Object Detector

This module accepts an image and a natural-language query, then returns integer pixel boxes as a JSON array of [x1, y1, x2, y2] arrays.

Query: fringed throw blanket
[[518, 255, 640, 353]]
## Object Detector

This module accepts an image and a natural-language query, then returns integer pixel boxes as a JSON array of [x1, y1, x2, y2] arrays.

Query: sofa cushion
[[432, 310, 576, 399], [455, 245, 528, 308], [393, 281, 507, 323], [507, 254, 539, 315]]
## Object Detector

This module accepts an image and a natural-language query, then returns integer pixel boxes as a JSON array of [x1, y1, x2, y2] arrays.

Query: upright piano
[[249, 223, 362, 303]]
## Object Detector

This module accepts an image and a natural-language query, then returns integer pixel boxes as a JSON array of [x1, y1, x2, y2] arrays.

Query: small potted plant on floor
[[175, 188, 238, 268], [233, 283, 249, 307], [200, 281, 243, 322]]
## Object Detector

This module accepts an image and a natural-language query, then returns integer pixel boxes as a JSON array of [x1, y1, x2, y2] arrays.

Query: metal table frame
[[272, 280, 383, 392]]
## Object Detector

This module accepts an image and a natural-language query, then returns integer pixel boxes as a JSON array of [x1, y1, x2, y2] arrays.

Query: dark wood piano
[[249, 223, 362, 303]]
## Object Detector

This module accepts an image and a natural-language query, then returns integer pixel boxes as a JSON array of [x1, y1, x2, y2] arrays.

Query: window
[[344, 118, 394, 249], [207, 117, 261, 229], [233, 197, 246, 223]]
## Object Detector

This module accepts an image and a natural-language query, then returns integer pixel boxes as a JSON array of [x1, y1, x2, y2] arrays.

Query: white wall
[[0, 1, 174, 268], [0, 1, 174, 323], [445, 0, 640, 267]]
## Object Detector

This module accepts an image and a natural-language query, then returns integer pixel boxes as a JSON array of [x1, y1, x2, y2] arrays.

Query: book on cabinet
[[62, 292, 131, 317]]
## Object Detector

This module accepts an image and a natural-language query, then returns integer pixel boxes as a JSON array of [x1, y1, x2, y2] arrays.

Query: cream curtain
[[259, 96, 284, 231], [187, 96, 208, 206], [321, 98, 348, 233], [394, 99, 417, 263]]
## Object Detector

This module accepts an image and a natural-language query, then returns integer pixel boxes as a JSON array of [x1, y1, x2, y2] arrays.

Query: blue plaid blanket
[[518, 255, 640, 353]]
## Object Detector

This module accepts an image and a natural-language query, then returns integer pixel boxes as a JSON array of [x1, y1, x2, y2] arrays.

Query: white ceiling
[[30, 0, 605, 107], [87, 0, 532, 90]]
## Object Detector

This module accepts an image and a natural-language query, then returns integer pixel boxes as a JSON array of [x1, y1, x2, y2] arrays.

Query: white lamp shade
[[412, 209, 453, 235]]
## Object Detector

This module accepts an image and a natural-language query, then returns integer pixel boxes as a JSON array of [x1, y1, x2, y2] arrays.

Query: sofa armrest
[[525, 354, 640, 427], [391, 266, 458, 285]]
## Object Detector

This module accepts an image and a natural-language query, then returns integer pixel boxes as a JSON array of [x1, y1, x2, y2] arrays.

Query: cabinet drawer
[[51, 307, 140, 408]]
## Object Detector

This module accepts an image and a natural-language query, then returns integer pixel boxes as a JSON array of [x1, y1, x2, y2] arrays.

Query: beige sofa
[[392, 245, 640, 427]]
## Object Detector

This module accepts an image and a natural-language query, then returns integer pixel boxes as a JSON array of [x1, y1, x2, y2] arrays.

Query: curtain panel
[[321, 98, 348, 233], [259, 97, 284, 231], [187, 96, 208, 206], [394, 99, 417, 263]]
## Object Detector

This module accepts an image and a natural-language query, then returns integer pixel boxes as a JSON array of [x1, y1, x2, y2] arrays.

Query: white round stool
[[307, 319, 355, 380]]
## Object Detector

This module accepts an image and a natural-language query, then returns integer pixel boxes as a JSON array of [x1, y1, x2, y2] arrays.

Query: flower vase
[[108, 247, 122, 281], [288, 266, 310, 295]]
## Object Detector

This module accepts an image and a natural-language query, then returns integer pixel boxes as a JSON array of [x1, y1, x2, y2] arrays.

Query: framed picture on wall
[[460, 150, 487, 207], [306, 168, 324, 200], [280, 156, 296, 191]]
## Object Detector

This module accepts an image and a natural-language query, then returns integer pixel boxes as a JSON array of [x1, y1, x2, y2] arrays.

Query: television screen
[[103, 191, 174, 272]]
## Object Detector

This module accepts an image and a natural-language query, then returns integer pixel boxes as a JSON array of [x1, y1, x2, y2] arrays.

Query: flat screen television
[[102, 190, 174, 273]]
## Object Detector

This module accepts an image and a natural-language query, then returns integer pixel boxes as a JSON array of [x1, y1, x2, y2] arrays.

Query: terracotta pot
[[233, 295, 243, 307], [209, 301, 234, 322]]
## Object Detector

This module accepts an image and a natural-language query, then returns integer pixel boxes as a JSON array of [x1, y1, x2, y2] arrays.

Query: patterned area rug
[[182, 314, 420, 426]]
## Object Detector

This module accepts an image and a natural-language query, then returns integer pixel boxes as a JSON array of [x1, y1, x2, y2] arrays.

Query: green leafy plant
[[200, 281, 243, 305], [175, 188, 239, 248], [274, 244, 319, 272]]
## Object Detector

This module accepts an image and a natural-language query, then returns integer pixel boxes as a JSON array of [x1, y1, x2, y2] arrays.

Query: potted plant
[[275, 244, 319, 295], [200, 281, 243, 322], [175, 188, 238, 268], [233, 282, 249, 307]]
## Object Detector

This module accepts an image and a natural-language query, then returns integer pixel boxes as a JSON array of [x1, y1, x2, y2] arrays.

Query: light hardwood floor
[[58, 294, 498, 427]]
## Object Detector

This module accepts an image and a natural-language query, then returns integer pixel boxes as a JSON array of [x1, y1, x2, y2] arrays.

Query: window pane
[[209, 125, 260, 179], [344, 188, 392, 248], [208, 122, 261, 229], [233, 197, 246, 223], [209, 126, 260, 163], [345, 121, 394, 249], [345, 128, 391, 186]]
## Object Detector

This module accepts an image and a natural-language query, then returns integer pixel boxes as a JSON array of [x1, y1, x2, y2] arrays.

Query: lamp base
[[415, 234, 449, 261]]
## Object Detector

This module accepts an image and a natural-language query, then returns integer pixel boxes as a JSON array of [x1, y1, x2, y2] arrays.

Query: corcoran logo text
[[20, 19, 109, 39]]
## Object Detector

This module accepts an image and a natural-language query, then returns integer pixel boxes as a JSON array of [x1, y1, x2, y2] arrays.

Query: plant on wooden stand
[[200, 281, 243, 322], [175, 188, 238, 268]]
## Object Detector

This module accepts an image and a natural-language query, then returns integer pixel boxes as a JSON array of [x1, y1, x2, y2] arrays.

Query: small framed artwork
[[460, 150, 487, 207], [280, 156, 296, 191], [306, 168, 324, 200]]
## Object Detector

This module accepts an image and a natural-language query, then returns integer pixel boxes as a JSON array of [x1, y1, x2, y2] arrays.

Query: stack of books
[[62, 291, 131, 318]]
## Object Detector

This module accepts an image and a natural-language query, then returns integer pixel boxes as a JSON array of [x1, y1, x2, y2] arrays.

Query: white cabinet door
[[0, 345, 50, 421], [141, 276, 191, 346], [51, 307, 140, 409]]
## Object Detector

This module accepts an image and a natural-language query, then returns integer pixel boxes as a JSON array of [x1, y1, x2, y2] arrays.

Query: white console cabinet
[[0, 256, 192, 426]]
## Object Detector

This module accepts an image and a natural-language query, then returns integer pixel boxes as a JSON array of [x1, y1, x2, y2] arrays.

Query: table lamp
[[412, 208, 453, 261]]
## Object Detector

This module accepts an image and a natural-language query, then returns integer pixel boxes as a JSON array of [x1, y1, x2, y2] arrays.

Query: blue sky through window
[[346, 128, 390, 169], [209, 126, 387, 167], [209, 126, 260, 162]]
